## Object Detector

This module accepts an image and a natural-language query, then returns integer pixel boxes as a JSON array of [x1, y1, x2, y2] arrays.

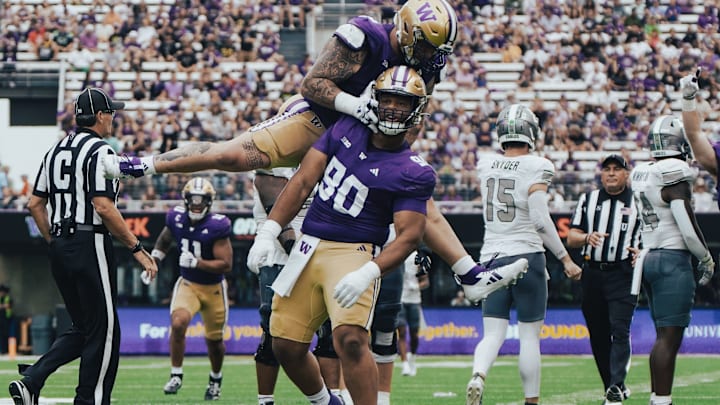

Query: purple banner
[[118, 308, 720, 355]]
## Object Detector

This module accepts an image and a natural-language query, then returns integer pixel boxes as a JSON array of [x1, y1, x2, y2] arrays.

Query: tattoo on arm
[[156, 142, 213, 163], [301, 37, 367, 109]]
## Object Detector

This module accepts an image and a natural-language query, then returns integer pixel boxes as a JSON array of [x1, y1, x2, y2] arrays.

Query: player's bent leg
[[272, 337, 326, 395], [333, 324, 378, 405]]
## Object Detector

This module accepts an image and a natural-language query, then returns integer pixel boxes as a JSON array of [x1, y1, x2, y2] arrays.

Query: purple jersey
[[301, 116, 436, 245], [166, 206, 231, 285], [307, 16, 403, 127]]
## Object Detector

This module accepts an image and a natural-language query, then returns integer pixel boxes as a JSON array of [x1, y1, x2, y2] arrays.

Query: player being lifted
[[102, 0, 526, 303]]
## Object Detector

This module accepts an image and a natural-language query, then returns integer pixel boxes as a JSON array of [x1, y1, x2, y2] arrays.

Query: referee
[[10, 88, 157, 405], [567, 154, 641, 405]]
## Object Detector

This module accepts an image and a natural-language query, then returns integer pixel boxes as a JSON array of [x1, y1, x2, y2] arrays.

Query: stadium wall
[[119, 307, 720, 355]]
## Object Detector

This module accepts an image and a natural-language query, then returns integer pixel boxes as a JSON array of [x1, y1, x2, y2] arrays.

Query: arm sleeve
[[528, 190, 568, 260], [669, 199, 709, 260]]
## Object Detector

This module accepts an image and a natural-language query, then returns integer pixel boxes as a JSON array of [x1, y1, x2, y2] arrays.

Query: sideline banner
[[119, 308, 720, 355]]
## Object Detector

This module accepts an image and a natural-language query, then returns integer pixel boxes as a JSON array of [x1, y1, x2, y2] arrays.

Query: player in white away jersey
[[466, 104, 582, 405], [630, 115, 714, 405]]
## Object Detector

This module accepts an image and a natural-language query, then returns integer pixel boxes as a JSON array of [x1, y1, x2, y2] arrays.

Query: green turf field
[[2, 354, 719, 404]]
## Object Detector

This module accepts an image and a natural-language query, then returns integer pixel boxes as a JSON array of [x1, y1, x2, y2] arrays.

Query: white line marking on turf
[[496, 370, 720, 405]]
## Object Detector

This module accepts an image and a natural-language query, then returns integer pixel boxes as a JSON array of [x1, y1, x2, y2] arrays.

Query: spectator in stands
[[693, 178, 715, 213], [176, 43, 199, 71], [78, 24, 98, 52], [35, 31, 57, 61]]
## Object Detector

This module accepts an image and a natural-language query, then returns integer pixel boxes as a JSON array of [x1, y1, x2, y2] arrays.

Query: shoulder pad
[[658, 159, 695, 186], [334, 23, 366, 51]]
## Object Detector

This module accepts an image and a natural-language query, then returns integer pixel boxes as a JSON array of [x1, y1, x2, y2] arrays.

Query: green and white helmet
[[648, 115, 692, 160], [496, 104, 540, 151]]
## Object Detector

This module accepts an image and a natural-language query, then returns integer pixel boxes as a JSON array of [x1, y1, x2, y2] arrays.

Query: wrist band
[[131, 240, 144, 253], [682, 98, 697, 111]]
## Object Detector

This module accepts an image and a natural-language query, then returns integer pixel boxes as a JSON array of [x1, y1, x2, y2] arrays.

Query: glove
[[420, 53, 447, 82], [414, 248, 432, 276], [334, 85, 379, 132], [247, 220, 282, 274], [179, 250, 198, 268], [101, 154, 154, 179], [333, 261, 381, 308], [697, 252, 715, 286], [679, 69, 700, 100]]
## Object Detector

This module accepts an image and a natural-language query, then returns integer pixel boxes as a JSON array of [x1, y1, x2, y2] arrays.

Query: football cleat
[[9, 380, 38, 405], [163, 374, 183, 395], [603, 384, 624, 405], [456, 259, 528, 303], [402, 361, 412, 376], [466, 373, 484, 405], [204, 376, 221, 400], [328, 388, 344, 405]]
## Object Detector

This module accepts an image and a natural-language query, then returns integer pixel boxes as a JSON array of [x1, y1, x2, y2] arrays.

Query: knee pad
[[254, 331, 278, 366], [372, 352, 397, 364], [371, 330, 397, 357], [313, 325, 338, 359]]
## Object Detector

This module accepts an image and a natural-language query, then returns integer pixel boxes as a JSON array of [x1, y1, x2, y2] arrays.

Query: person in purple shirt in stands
[[247, 65, 434, 405], [149, 177, 233, 401]]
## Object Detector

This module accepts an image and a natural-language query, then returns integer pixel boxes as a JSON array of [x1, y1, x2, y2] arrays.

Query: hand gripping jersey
[[166, 206, 232, 284], [307, 16, 405, 128], [631, 158, 696, 250], [476, 154, 555, 261], [301, 116, 436, 246]]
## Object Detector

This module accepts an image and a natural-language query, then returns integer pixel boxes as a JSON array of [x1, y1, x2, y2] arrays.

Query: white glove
[[333, 261, 381, 308], [141, 270, 152, 285], [680, 71, 699, 100], [101, 155, 123, 179], [247, 220, 282, 274], [334, 85, 379, 132], [179, 250, 198, 268], [697, 252, 715, 286]]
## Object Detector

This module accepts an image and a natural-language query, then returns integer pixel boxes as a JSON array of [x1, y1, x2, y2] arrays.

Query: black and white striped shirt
[[570, 187, 641, 262], [32, 130, 118, 226]]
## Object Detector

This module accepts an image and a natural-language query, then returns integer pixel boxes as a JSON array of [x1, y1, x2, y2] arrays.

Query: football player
[[467, 104, 582, 405], [631, 115, 714, 405], [101, 0, 526, 307], [150, 178, 233, 400], [245, 65, 437, 405]]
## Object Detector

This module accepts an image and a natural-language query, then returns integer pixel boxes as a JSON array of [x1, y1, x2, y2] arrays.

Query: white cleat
[[402, 361, 412, 376], [458, 258, 528, 303], [466, 373, 484, 405]]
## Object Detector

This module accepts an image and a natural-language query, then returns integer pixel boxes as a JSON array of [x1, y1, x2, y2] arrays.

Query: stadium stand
[[1, 0, 719, 211]]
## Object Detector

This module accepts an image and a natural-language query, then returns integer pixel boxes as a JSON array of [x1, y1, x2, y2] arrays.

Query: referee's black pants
[[22, 231, 120, 405], [581, 260, 637, 391]]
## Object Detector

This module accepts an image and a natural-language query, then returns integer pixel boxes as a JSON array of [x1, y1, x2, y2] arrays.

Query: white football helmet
[[395, 0, 457, 73], [372, 65, 428, 136], [648, 115, 692, 160], [496, 104, 540, 150], [182, 177, 216, 221]]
